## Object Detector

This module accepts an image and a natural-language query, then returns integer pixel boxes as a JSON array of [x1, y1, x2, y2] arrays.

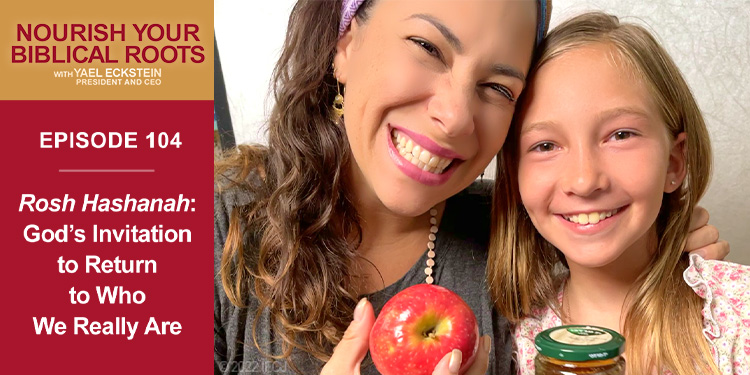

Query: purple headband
[[339, 0, 548, 46]]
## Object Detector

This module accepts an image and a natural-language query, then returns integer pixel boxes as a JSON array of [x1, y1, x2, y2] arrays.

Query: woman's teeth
[[392, 130, 453, 174], [563, 208, 619, 225]]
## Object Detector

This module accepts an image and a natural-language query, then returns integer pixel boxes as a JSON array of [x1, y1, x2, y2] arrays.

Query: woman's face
[[516, 44, 685, 269], [334, 0, 537, 215]]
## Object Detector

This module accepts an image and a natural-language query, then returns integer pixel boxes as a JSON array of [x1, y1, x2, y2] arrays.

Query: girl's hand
[[321, 298, 375, 375], [431, 335, 491, 375], [685, 206, 730, 260]]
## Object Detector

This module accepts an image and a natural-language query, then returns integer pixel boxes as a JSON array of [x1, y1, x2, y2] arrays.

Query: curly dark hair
[[215, 0, 377, 370]]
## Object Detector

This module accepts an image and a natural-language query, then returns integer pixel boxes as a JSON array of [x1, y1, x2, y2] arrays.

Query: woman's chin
[[375, 192, 440, 217]]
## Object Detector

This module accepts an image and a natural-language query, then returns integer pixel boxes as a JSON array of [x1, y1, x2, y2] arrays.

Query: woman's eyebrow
[[407, 13, 463, 53], [407, 13, 524, 83], [492, 64, 525, 82]]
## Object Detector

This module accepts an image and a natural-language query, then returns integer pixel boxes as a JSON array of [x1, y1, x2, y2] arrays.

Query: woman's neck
[[350, 189, 447, 294], [563, 229, 657, 332]]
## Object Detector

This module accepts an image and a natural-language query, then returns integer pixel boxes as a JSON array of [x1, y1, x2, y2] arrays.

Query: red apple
[[369, 284, 480, 375]]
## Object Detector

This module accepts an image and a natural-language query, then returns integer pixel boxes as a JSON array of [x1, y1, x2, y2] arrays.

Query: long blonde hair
[[488, 12, 718, 375]]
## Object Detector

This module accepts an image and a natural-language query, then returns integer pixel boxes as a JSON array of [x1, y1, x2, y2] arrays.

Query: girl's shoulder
[[683, 254, 750, 373], [512, 292, 564, 375], [684, 254, 750, 304]]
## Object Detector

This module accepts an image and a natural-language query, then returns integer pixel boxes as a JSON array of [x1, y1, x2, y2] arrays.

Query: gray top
[[214, 181, 513, 375]]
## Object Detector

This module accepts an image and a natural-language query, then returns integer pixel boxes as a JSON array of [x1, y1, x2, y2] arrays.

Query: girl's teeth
[[392, 129, 453, 174], [578, 213, 590, 225], [589, 212, 600, 224], [565, 209, 619, 224]]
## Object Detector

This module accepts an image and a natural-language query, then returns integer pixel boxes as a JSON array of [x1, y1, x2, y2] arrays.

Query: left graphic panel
[[0, 0, 214, 373]]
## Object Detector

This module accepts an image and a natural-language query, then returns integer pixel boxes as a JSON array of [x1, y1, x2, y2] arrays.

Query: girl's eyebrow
[[595, 106, 649, 125], [521, 121, 555, 135], [522, 106, 650, 136]]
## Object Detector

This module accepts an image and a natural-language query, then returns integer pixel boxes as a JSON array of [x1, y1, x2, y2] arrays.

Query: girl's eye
[[409, 37, 442, 59], [610, 130, 635, 141], [531, 142, 557, 153], [483, 83, 516, 102]]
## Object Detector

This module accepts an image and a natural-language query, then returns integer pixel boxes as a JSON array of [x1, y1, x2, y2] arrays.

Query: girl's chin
[[559, 248, 624, 269]]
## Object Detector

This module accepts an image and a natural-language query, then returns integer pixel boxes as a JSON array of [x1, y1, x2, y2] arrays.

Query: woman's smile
[[387, 125, 465, 186], [334, 0, 535, 214]]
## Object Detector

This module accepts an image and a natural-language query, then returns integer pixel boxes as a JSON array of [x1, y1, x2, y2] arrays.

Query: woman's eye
[[409, 37, 441, 59], [484, 83, 516, 102], [531, 142, 557, 152], [611, 130, 635, 141]]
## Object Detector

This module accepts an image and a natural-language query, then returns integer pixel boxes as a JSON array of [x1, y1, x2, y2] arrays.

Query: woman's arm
[[685, 206, 730, 260]]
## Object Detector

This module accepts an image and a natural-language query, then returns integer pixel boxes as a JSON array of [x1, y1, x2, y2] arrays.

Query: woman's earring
[[331, 64, 345, 120]]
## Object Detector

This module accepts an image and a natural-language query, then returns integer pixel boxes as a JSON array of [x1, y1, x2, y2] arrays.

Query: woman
[[214, 1, 727, 374]]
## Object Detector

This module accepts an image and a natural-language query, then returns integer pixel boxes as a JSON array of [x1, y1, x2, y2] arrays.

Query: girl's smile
[[555, 205, 627, 236], [517, 43, 685, 269]]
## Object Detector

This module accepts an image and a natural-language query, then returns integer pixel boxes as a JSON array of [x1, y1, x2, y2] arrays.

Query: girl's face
[[334, 0, 537, 215], [517, 44, 686, 269]]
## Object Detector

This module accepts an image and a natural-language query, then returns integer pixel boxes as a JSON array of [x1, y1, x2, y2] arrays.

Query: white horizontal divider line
[[59, 169, 155, 173]]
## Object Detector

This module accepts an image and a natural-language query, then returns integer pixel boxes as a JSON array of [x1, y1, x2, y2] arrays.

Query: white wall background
[[215, 0, 750, 265]]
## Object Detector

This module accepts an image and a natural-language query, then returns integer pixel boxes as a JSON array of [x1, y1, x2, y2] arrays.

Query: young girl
[[489, 12, 749, 375]]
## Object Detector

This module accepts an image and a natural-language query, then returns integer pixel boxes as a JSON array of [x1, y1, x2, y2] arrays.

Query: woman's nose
[[427, 76, 475, 137]]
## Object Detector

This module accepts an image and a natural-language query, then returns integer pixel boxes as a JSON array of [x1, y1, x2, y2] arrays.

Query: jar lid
[[535, 325, 625, 362]]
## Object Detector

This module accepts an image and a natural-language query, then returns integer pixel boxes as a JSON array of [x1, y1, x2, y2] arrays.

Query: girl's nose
[[560, 147, 610, 197]]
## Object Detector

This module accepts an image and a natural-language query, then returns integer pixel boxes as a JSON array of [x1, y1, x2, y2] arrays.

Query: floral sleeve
[[683, 254, 750, 374], [513, 303, 563, 375]]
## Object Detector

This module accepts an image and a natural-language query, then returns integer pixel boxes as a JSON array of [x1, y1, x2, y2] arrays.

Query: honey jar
[[534, 325, 625, 375]]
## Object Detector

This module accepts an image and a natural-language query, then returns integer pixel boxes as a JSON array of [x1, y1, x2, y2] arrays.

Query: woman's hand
[[431, 335, 492, 375], [321, 298, 375, 375], [685, 206, 730, 260], [321, 297, 491, 375]]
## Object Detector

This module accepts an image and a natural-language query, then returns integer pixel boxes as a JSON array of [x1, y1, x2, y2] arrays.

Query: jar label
[[549, 327, 613, 345]]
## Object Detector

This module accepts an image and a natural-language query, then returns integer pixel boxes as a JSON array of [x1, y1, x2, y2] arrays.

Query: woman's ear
[[664, 132, 687, 193], [333, 18, 363, 84]]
